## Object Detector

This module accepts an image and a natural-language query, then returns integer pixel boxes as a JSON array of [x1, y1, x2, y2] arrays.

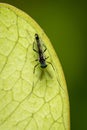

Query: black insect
[[33, 33, 52, 73]]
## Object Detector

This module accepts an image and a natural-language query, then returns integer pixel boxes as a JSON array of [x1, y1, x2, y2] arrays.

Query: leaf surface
[[0, 3, 70, 130]]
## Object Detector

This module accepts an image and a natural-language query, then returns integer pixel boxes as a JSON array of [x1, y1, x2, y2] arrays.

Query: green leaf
[[0, 3, 70, 130]]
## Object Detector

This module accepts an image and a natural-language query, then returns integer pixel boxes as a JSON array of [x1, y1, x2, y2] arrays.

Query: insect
[[33, 33, 54, 73]]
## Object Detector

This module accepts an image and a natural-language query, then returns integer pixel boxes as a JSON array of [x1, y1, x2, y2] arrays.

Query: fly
[[33, 33, 55, 73], [33, 33, 48, 73]]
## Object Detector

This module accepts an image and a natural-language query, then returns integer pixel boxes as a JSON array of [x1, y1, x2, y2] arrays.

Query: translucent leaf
[[0, 3, 70, 130]]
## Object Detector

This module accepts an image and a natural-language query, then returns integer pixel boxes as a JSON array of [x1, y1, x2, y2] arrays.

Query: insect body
[[33, 33, 47, 73]]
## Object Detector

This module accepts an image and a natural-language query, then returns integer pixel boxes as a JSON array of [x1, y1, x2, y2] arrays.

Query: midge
[[33, 33, 53, 73]]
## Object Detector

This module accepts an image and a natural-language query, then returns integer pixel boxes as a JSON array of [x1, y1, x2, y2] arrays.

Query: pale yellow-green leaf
[[0, 3, 70, 130]]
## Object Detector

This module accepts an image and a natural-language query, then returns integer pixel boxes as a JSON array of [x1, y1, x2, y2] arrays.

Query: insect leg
[[43, 44, 47, 53], [33, 42, 38, 53], [35, 59, 38, 61], [33, 63, 39, 73], [47, 61, 55, 70], [45, 56, 49, 60]]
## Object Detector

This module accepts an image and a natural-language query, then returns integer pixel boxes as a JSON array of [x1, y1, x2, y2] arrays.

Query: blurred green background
[[0, 0, 87, 130]]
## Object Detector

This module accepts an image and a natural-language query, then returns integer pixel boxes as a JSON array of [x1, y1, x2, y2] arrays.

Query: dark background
[[0, 0, 87, 130]]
